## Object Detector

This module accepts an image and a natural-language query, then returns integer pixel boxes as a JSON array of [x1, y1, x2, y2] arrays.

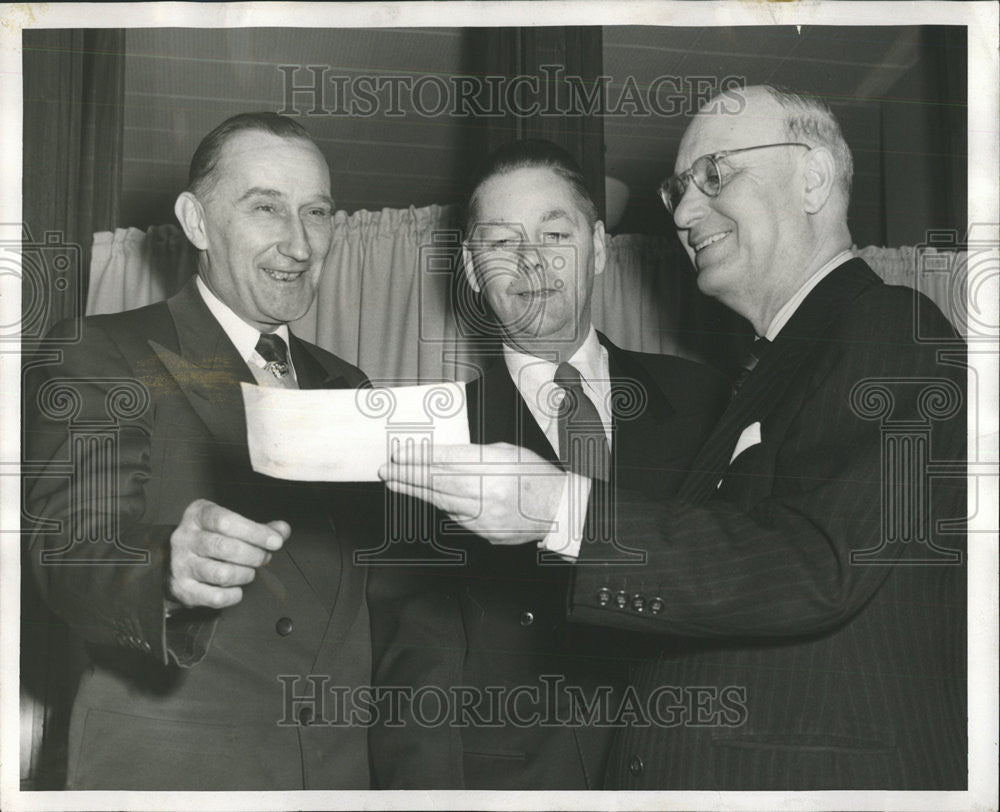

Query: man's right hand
[[168, 499, 289, 610]]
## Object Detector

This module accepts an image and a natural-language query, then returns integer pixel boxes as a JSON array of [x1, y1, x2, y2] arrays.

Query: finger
[[174, 580, 244, 610], [391, 443, 484, 465], [198, 503, 284, 550], [194, 532, 271, 568], [383, 477, 481, 517], [192, 557, 257, 588], [265, 520, 291, 540]]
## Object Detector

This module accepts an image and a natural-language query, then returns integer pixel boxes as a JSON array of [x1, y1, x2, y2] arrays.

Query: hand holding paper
[[379, 441, 566, 545]]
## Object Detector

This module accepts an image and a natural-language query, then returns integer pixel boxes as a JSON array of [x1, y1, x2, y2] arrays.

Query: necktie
[[554, 362, 610, 480], [256, 332, 291, 379], [731, 337, 770, 399]]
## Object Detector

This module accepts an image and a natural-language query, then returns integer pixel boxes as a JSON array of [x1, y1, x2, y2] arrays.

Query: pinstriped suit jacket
[[569, 260, 967, 789]]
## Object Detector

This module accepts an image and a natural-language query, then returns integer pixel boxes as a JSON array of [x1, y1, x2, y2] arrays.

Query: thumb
[[266, 520, 292, 541]]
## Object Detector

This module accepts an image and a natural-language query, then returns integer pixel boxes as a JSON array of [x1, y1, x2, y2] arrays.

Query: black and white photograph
[[1, 2, 996, 810]]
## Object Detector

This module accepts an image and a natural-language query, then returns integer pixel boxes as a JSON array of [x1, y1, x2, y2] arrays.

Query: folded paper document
[[242, 381, 469, 481]]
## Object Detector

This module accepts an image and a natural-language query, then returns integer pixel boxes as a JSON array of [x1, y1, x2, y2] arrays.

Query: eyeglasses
[[658, 142, 811, 214]]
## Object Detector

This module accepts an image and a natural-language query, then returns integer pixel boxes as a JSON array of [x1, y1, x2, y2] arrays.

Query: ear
[[801, 147, 837, 214], [591, 219, 607, 277], [174, 191, 209, 251], [461, 243, 481, 293]]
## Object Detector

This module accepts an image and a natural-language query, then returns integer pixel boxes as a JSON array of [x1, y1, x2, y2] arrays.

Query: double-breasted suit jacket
[[24, 278, 378, 789]]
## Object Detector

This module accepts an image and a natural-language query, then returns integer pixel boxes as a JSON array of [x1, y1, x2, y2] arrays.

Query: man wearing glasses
[[384, 84, 967, 789]]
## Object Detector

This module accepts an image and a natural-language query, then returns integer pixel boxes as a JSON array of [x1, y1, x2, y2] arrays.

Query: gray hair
[[757, 85, 854, 199]]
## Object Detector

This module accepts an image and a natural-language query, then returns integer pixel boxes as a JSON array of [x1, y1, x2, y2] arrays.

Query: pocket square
[[729, 421, 762, 465]]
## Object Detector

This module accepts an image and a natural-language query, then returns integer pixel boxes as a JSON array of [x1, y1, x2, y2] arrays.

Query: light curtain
[[85, 212, 969, 385]]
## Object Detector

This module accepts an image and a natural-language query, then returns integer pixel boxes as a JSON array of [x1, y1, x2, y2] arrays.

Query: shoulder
[[41, 301, 176, 373]]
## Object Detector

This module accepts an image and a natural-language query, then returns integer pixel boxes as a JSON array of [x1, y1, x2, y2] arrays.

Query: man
[[384, 88, 967, 789], [370, 140, 728, 789], [23, 113, 375, 789]]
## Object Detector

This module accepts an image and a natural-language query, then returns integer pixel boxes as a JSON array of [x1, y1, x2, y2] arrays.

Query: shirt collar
[[764, 249, 855, 341], [195, 275, 292, 363], [502, 325, 604, 392]]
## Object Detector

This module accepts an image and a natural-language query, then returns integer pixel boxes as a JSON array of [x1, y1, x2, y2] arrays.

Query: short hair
[[465, 139, 598, 230], [187, 112, 316, 198], [757, 85, 854, 199]]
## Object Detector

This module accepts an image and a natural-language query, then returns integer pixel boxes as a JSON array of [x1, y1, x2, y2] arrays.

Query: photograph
[[1, 2, 996, 810]]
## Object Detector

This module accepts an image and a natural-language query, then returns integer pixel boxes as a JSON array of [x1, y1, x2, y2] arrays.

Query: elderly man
[[23, 113, 374, 789], [370, 140, 727, 789], [384, 87, 967, 789]]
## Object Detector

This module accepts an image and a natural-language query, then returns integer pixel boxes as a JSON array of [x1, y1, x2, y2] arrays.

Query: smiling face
[[178, 129, 335, 332], [463, 166, 606, 359], [672, 91, 811, 327]]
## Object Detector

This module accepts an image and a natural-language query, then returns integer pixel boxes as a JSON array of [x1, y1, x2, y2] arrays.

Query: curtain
[[21, 29, 126, 790], [22, 29, 125, 341], [84, 216, 967, 384]]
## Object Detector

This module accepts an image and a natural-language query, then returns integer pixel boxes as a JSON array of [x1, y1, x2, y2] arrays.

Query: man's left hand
[[379, 442, 566, 545]]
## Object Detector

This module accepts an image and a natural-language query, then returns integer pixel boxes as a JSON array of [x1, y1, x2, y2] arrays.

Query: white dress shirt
[[196, 275, 298, 387], [505, 327, 609, 558]]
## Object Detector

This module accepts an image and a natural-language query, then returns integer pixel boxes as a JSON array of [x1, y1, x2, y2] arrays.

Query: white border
[[1, 2, 996, 811]]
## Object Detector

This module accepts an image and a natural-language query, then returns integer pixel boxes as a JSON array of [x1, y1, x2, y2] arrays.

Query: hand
[[379, 442, 566, 545], [168, 499, 289, 609]]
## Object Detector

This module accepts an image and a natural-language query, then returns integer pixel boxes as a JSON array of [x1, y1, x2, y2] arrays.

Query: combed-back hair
[[187, 112, 316, 198], [757, 84, 854, 198], [465, 139, 598, 230]]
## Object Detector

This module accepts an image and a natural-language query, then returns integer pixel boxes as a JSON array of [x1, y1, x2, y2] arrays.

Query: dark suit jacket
[[23, 278, 378, 790], [368, 333, 728, 789], [570, 260, 967, 789]]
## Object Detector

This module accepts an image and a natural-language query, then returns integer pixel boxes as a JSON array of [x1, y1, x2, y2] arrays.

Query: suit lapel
[[151, 279, 255, 453], [599, 333, 677, 467], [289, 334, 351, 390], [681, 259, 882, 501]]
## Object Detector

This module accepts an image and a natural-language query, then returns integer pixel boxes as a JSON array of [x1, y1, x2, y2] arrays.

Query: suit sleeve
[[23, 319, 211, 667], [568, 296, 966, 638]]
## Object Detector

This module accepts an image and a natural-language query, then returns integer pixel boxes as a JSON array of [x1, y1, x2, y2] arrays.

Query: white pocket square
[[729, 421, 762, 465]]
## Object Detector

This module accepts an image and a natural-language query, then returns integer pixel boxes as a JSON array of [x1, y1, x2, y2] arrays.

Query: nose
[[278, 213, 311, 262], [671, 182, 709, 232]]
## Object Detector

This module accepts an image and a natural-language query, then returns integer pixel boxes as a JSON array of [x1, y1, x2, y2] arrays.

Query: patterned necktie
[[256, 332, 291, 379], [731, 337, 770, 399], [554, 362, 610, 480]]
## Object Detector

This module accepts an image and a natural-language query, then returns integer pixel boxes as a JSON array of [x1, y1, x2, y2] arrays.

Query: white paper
[[242, 381, 469, 481]]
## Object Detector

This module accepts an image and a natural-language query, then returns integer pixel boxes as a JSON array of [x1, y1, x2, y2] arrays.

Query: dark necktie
[[256, 332, 291, 379], [731, 337, 770, 399], [554, 362, 611, 480]]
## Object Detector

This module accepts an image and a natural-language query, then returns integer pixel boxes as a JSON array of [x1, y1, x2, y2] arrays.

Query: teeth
[[694, 232, 729, 251], [264, 268, 301, 282]]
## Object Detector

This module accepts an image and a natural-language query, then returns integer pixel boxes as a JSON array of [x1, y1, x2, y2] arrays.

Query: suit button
[[519, 611, 535, 627], [629, 755, 644, 776], [275, 617, 294, 636], [614, 590, 628, 608], [649, 597, 664, 615], [631, 595, 645, 613], [597, 587, 611, 606]]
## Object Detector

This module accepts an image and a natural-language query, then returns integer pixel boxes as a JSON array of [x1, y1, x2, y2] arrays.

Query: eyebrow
[[539, 208, 574, 224], [238, 187, 335, 208]]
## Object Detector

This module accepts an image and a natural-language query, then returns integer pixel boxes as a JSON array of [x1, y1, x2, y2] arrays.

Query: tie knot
[[554, 362, 583, 390], [256, 332, 290, 378], [256, 332, 289, 363]]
